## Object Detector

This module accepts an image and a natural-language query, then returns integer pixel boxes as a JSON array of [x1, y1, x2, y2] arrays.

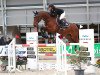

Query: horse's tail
[[76, 24, 84, 29]]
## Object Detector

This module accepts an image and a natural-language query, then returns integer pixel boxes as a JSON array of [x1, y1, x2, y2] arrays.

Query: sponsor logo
[[80, 35, 91, 41], [82, 35, 88, 37]]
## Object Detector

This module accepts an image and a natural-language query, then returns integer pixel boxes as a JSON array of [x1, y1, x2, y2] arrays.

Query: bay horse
[[33, 11, 79, 43]]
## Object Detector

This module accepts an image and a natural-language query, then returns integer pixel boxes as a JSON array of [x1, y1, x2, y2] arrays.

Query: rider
[[48, 4, 69, 27]]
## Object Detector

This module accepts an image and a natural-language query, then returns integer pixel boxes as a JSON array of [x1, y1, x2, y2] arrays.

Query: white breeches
[[59, 11, 65, 20]]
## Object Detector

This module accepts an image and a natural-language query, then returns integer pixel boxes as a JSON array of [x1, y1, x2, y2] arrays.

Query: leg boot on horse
[[40, 27, 49, 39]]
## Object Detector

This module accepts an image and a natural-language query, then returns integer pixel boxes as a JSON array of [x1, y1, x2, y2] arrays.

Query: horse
[[33, 11, 79, 43]]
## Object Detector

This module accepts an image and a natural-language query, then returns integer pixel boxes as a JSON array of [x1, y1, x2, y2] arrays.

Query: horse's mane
[[38, 11, 50, 17], [39, 11, 48, 14], [37, 11, 56, 19]]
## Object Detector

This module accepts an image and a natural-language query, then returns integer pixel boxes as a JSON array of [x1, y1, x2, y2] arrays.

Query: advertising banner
[[66, 43, 100, 58], [79, 29, 94, 64], [38, 46, 56, 53], [66, 45, 79, 54], [26, 32, 38, 44], [38, 46, 56, 60], [0, 44, 100, 58], [94, 43, 100, 58], [0, 46, 8, 56], [16, 45, 27, 57], [26, 32, 38, 70]]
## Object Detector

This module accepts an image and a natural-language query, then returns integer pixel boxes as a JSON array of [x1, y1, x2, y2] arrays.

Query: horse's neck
[[43, 15, 56, 22], [40, 12, 56, 21], [39, 12, 57, 26], [42, 15, 51, 21]]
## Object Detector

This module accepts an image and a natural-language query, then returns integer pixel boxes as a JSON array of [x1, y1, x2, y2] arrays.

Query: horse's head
[[33, 11, 40, 27], [33, 11, 52, 27]]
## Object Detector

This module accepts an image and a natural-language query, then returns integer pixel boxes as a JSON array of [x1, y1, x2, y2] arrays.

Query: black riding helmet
[[48, 4, 55, 9]]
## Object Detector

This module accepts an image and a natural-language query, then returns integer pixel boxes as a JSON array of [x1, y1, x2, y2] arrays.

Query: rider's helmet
[[48, 4, 55, 9]]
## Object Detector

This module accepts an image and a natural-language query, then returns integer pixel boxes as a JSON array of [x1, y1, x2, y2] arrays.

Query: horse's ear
[[36, 11, 38, 14], [33, 11, 35, 14], [33, 11, 38, 16]]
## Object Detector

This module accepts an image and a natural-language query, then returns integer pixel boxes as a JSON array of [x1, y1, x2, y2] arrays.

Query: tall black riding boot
[[61, 19, 69, 27]]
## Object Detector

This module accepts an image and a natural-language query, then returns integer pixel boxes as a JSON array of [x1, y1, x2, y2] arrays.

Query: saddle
[[49, 12, 69, 28]]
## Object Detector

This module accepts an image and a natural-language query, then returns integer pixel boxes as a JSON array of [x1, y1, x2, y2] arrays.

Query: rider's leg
[[60, 19, 69, 27], [60, 11, 65, 20], [62, 18, 69, 26], [59, 12, 69, 27], [57, 12, 65, 27]]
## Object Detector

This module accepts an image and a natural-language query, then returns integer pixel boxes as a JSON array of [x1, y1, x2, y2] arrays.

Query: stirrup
[[63, 24, 68, 27]]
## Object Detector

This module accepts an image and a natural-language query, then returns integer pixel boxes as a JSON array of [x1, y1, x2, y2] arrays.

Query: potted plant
[[68, 46, 90, 75], [95, 59, 100, 68]]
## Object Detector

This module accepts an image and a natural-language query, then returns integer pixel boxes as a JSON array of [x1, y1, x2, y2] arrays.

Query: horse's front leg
[[40, 27, 48, 38], [34, 27, 38, 32], [40, 26, 47, 32]]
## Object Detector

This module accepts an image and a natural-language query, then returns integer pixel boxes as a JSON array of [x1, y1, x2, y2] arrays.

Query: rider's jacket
[[50, 8, 64, 17]]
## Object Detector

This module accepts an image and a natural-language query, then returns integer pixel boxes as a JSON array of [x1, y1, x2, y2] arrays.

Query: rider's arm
[[50, 9, 55, 16]]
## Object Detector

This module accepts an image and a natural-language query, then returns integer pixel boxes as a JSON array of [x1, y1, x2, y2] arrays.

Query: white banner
[[0, 46, 8, 56], [0, 45, 27, 57], [26, 32, 38, 44], [26, 32, 38, 70], [16, 45, 27, 57], [79, 29, 94, 64]]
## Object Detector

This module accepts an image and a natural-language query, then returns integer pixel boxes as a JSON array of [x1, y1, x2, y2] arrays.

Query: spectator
[[6, 37, 12, 44], [0, 36, 6, 45]]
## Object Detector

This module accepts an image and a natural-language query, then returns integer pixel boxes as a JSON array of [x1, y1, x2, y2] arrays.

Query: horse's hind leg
[[71, 33, 79, 43], [66, 34, 75, 43], [65, 33, 78, 43]]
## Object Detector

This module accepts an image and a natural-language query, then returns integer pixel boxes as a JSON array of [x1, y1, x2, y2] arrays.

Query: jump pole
[[56, 33, 67, 75]]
